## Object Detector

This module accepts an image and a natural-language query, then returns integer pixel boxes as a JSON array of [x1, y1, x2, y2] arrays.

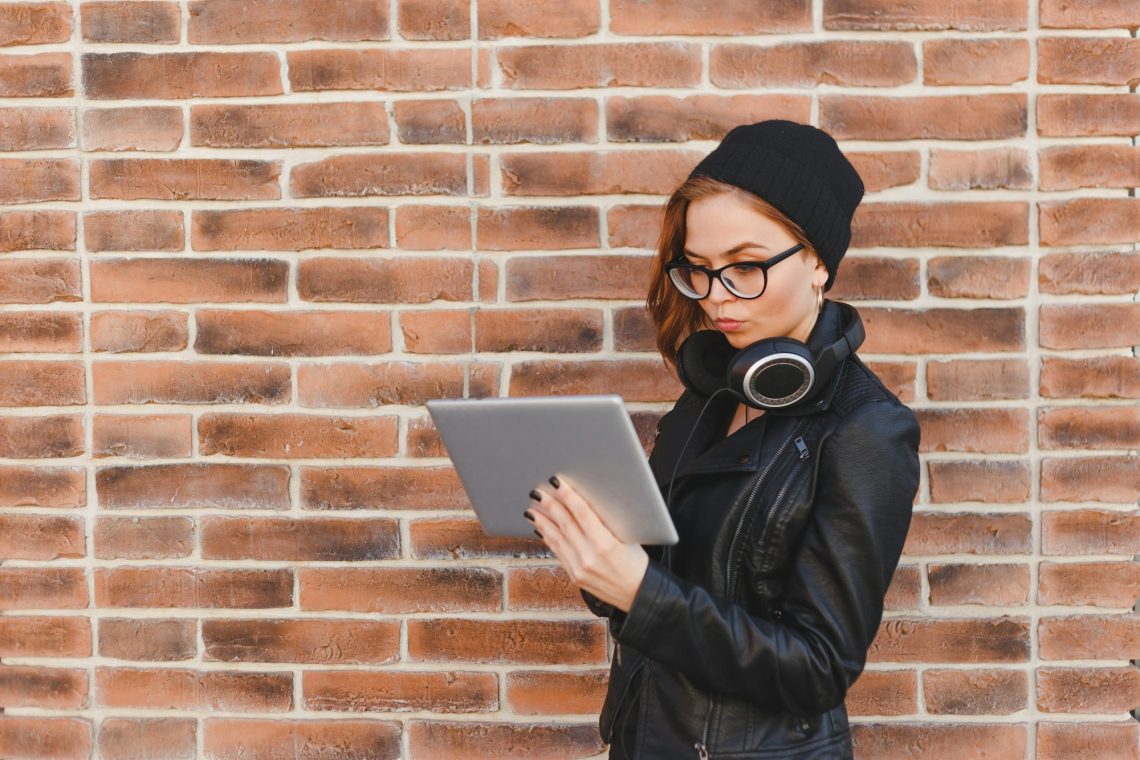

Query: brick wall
[[0, 1, 1137, 758]]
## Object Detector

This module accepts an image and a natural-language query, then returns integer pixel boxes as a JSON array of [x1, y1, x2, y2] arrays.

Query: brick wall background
[[0, 1, 1137, 758]]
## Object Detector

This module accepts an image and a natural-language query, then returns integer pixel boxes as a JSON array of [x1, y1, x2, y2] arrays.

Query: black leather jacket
[[587, 301, 921, 759]]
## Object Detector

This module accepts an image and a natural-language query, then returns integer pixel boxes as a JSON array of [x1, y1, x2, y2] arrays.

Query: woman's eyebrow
[[682, 241, 769, 258]]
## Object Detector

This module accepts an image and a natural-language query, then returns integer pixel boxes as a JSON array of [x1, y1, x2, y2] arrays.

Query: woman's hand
[[526, 476, 649, 613]]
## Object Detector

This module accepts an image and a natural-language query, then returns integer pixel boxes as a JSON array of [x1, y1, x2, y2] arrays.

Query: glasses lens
[[721, 263, 767, 298], [668, 266, 708, 299]]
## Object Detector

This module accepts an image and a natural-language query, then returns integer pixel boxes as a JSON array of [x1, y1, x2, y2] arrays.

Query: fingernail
[[533, 529, 543, 539], [548, 475, 561, 488], [528, 489, 542, 502], [523, 510, 535, 522]]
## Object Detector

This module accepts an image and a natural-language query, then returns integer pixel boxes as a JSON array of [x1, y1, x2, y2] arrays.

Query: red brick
[[507, 254, 651, 301], [193, 206, 387, 251], [0, 717, 91, 760], [0, 465, 85, 507], [400, 310, 472, 354], [928, 460, 1031, 504], [95, 567, 293, 609], [196, 310, 391, 356], [825, 0, 1026, 30], [0, 567, 87, 610], [84, 210, 184, 252], [91, 258, 288, 303], [506, 566, 588, 611], [853, 202, 1028, 247], [201, 516, 399, 561], [867, 617, 1030, 663], [924, 39, 1029, 85], [410, 517, 550, 560], [1039, 304, 1140, 349], [407, 416, 446, 457], [0, 515, 83, 560], [904, 512, 1032, 555], [498, 43, 700, 89], [0, 414, 82, 458], [501, 149, 701, 195], [1041, 357, 1140, 399], [0, 52, 72, 97], [81, 106, 183, 152], [613, 0, 808, 33], [929, 148, 1032, 191], [1039, 251, 1140, 295], [1039, 406, 1140, 450], [300, 567, 501, 613], [204, 720, 401, 760], [0, 106, 73, 150], [928, 563, 1029, 606], [288, 49, 470, 92], [1041, 145, 1140, 192], [478, 0, 598, 38], [291, 153, 466, 198], [97, 719, 196, 760], [1038, 94, 1140, 137], [301, 466, 467, 510], [859, 307, 1024, 354], [887, 572, 923, 611], [90, 311, 188, 353], [189, 0, 387, 43], [0, 3, 72, 45], [93, 361, 290, 405], [473, 97, 598, 145], [1044, 456, 1139, 504], [613, 306, 655, 352], [477, 206, 598, 250], [1039, 37, 1140, 86], [297, 361, 466, 408], [408, 721, 603, 760], [1039, 615, 1140, 660], [98, 618, 195, 661], [857, 719, 1031, 756], [1043, 509, 1140, 555], [0, 158, 79, 203], [94, 516, 193, 560], [711, 42, 915, 87], [205, 619, 400, 664], [821, 94, 1026, 140], [0, 209, 75, 251], [863, 361, 916, 402], [1040, 0, 1139, 29], [0, 360, 85, 405], [192, 102, 389, 148], [927, 359, 1029, 401], [0, 259, 81, 304], [97, 463, 290, 509], [81, 2, 180, 43], [475, 308, 602, 353], [827, 257, 920, 301], [916, 409, 1028, 454], [847, 151, 921, 192], [394, 99, 465, 144], [1037, 722, 1140, 760], [510, 358, 681, 402], [923, 669, 1027, 714], [606, 94, 810, 141], [0, 616, 89, 658], [1039, 561, 1140, 609], [394, 205, 471, 250], [90, 158, 280, 201], [1041, 199, 1140, 246], [409, 618, 606, 664], [507, 670, 607, 715], [305, 670, 497, 712], [0, 665, 87, 709], [846, 670, 918, 716], [97, 668, 291, 711], [83, 52, 282, 99], [398, 0, 470, 40]]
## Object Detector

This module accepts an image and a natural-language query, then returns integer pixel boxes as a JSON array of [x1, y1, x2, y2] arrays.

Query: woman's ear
[[807, 249, 829, 289]]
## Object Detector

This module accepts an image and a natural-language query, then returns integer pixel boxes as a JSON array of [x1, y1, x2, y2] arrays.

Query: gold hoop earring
[[816, 285, 824, 314]]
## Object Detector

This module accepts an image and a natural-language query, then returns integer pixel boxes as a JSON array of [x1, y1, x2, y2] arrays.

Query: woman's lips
[[715, 318, 744, 331]]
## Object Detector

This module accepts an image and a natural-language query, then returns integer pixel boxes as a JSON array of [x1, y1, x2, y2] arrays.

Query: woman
[[526, 120, 921, 759]]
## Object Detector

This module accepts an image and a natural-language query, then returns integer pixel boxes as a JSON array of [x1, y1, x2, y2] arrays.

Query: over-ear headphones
[[676, 301, 865, 411]]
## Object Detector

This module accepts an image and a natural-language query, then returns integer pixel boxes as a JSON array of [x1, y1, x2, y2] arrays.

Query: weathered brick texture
[[0, 1, 1136, 758]]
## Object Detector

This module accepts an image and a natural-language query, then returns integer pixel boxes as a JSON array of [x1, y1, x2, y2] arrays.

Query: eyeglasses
[[665, 243, 804, 300]]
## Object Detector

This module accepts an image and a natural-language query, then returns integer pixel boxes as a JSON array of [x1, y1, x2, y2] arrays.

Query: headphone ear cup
[[729, 338, 816, 409], [676, 330, 736, 399]]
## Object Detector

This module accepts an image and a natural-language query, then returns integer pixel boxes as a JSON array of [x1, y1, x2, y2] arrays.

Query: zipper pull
[[794, 436, 810, 460], [695, 742, 709, 759], [615, 643, 621, 666]]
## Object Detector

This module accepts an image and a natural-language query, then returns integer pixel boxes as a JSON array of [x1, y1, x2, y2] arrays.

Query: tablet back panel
[[427, 395, 677, 545]]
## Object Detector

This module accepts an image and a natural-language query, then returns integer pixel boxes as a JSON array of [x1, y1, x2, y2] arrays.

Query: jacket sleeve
[[610, 400, 920, 716]]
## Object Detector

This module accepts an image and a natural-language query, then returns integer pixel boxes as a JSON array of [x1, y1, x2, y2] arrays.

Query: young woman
[[526, 120, 921, 759]]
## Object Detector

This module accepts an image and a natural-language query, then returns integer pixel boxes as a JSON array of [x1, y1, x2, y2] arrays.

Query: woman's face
[[682, 190, 829, 349]]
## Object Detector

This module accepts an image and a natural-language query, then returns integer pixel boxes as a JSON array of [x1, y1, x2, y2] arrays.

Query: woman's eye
[[733, 264, 760, 274]]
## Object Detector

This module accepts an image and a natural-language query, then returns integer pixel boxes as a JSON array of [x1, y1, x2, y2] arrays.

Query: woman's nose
[[706, 275, 735, 303]]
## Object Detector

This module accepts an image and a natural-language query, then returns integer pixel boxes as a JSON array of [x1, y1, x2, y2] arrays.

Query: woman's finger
[[546, 475, 619, 544]]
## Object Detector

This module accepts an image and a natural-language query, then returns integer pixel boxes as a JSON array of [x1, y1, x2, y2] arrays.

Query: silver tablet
[[426, 395, 678, 545]]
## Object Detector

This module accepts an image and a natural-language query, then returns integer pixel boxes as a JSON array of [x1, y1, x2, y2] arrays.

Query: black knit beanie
[[686, 120, 864, 292]]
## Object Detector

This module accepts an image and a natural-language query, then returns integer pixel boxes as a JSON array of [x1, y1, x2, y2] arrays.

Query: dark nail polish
[[529, 489, 542, 502], [523, 510, 535, 522], [534, 529, 543, 539], [548, 475, 561, 488]]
